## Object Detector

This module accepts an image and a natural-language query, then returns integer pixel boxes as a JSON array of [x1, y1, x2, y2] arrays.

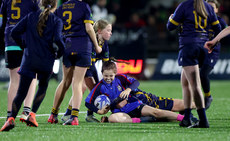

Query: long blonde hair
[[194, 0, 208, 19]]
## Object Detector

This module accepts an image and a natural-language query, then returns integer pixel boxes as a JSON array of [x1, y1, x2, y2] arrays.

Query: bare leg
[[72, 66, 87, 110], [85, 77, 96, 91], [108, 113, 133, 123], [141, 105, 179, 121], [183, 65, 204, 109], [53, 65, 74, 109], [68, 78, 88, 106], [172, 99, 196, 112], [8, 68, 20, 112], [23, 78, 37, 108], [181, 69, 192, 109]]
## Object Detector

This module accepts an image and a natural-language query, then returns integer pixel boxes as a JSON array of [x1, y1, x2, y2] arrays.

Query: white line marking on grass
[[0, 111, 87, 119]]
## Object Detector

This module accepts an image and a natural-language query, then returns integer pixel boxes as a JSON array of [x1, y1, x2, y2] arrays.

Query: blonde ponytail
[[194, 0, 208, 19]]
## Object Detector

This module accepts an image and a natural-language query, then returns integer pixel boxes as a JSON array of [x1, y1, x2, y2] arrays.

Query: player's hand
[[169, 14, 174, 20], [116, 100, 128, 108], [95, 45, 102, 54], [101, 116, 109, 123], [204, 41, 215, 53], [119, 88, 131, 99], [97, 105, 110, 115]]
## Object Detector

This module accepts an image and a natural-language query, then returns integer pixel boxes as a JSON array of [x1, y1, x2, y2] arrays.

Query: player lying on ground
[[85, 60, 198, 123], [101, 91, 197, 123]]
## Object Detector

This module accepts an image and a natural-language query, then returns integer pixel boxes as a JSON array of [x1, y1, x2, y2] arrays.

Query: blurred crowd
[[1, 0, 230, 58], [86, 0, 230, 58]]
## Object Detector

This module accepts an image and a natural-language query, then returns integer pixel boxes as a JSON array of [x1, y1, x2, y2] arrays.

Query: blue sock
[[87, 109, 93, 116], [70, 108, 79, 119], [64, 105, 72, 116], [184, 108, 192, 120], [197, 108, 208, 123], [140, 116, 156, 122]]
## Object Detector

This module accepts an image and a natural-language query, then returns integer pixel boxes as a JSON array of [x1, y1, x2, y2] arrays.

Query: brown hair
[[194, 0, 208, 19], [102, 60, 117, 74], [206, 0, 220, 8], [37, 0, 57, 37], [102, 57, 130, 73]]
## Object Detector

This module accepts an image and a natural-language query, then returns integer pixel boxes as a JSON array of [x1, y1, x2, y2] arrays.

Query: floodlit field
[[0, 80, 230, 141]]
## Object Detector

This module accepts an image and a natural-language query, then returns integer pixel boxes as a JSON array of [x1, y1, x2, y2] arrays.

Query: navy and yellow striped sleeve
[[166, 3, 184, 31], [0, 14, 2, 28], [0, 0, 6, 28], [84, 3, 94, 24]]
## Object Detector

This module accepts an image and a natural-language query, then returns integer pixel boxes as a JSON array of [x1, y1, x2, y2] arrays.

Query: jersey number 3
[[63, 11, 72, 30], [11, 1, 21, 19]]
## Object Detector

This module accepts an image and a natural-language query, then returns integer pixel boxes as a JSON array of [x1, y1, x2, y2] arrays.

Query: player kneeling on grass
[[85, 60, 198, 123]]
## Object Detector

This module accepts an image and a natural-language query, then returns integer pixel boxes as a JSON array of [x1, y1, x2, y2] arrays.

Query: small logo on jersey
[[117, 85, 122, 91], [211, 59, 214, 63]]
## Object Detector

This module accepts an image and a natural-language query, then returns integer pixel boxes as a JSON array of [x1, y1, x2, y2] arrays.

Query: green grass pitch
[[0, 80, 230, 141]]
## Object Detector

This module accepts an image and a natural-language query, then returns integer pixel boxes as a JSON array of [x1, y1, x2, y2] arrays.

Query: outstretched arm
[[204, 26, 230, 53]]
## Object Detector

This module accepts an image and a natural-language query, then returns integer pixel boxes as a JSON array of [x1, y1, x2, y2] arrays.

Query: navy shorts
[[178, 43, 208, 67], [150, 96, 174, 111], [18, 66, 53, 79], [127, 104, 145, 118], [203, 44, 220, 68], [63, 52, 91, 68], [63, 37, 92, 68], [112, 100, 143, 117], [5, 51, 23, 68]]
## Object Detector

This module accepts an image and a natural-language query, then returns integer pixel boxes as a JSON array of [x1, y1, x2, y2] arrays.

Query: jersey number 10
[[193, 11, 207, 31]]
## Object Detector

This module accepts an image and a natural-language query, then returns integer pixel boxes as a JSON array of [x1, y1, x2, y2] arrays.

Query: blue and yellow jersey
[[85, 74, 138, 113], [91, 40, 109, 63], [55, 0, 94, 37], [0, 0, 39, 29], [167, 0, 221, 47]]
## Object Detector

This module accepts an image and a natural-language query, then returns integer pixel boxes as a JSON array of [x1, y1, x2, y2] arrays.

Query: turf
[[0, 80, 230, 141]]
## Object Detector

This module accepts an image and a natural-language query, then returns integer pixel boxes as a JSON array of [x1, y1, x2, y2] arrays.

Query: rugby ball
[[94, 95, 111, 110]]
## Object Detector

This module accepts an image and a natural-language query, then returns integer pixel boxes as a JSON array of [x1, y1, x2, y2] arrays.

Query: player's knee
[[108, 114, 119, 123], [150, 109, 162, 118]]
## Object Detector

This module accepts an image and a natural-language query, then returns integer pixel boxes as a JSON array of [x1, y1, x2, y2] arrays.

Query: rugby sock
[[177, 114, 184, 121], [51, 107, 59, 116], [64, 105, 72, 116], [140, 116, 156, 122], [197, 108, 208, 123], [183, 108, 191, 120], [204, 91, 211, 97], [23, 106, 31, 115], [7, 111, 11, 120], [70, 108, 79, 119], [87, 109, 94, 116], [132, 118, 141, 123]]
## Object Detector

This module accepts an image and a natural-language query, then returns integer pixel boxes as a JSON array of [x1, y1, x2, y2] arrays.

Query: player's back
[[55, 0, 93, 37], [1, 0, 38, 28], [12, 10, 64, 72], [179, 1, 218, 38], [167, 0, 221, 45]]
